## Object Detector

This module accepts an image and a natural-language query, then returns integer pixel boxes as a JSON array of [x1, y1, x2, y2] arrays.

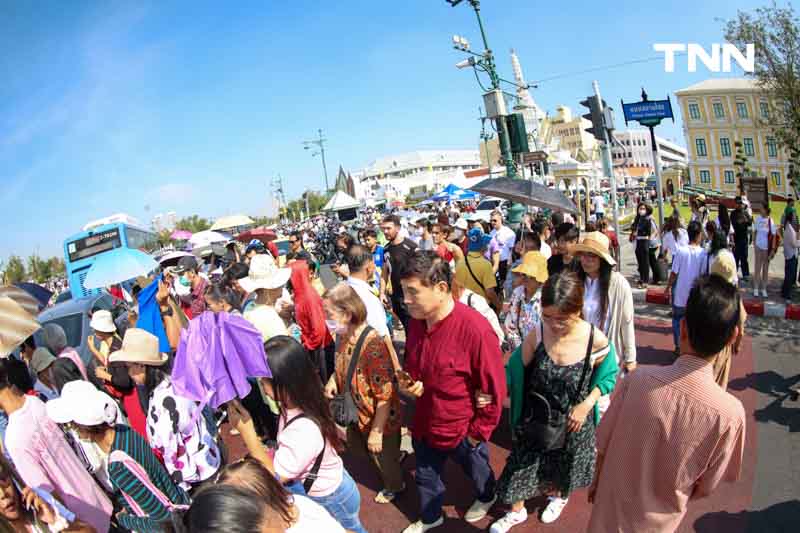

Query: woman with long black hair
[[228, 335, 366, 533], [629, 202, 659, 288]]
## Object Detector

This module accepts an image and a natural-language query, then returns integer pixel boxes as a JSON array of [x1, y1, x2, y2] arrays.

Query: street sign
[[522, 150, 548, 164], [621, 98, 674, 126]]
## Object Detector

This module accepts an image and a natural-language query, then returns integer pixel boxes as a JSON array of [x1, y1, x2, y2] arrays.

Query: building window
[[724, 170, 735, 184], [743, 138, 755, 157], [736, 101, 749, 119], [766, 137, 778, 158], [688, 103, 701, 120], [699, 170, 711, 184], [771, 171, 781, 186], [760, 101, 770, 120], [695, 138, 708, 157], [720, 137, 732, 157], [713, 102, 725, 119]]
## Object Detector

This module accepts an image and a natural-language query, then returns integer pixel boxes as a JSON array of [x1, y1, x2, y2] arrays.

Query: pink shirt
[[589, 356, 745, 533], [5, 396, 112, 533], [58, 347, 88, 381], [274, 408, 343, 497]]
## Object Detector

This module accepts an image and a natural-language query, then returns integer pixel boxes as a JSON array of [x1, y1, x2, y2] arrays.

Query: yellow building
[[543, 105, 598, 161], [675, 78, 790, 195]]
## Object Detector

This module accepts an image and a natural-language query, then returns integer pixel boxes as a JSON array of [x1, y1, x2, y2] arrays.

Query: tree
[[175, 215, 211, 233], [3, 256, 26, 284], [725, 3, 800, 196], [733, 141, 754, 193], [47, 257, 65, 276]]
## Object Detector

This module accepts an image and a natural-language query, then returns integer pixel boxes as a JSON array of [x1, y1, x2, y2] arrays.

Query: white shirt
[[539, 241, 552, 260], [661, 228, 689, 257], [783, 223, 798, 260], [459, 289, 504, 346], [754, 216, 776, 251], [490, 225, 516, 262], [671, 244, 708, 308], [593, 195, 606, 213], [287, 495, 345, 532], [346, 277, 390, 338]]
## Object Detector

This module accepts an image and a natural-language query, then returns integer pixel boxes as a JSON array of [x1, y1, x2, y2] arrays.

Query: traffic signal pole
[[592, 81, 623, 267], [648, 125, 666, 231]]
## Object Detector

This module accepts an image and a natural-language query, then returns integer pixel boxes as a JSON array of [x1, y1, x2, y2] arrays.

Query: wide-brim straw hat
[[0, 296, 40, 357], [512, 251, 549, 283], [239, 254, 291, 293], [108, 328, 168, 366], [572, 231, 617, 266], [89, 309, 116, 333]]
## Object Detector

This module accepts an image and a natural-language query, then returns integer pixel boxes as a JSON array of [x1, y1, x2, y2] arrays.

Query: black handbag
[[520, 325, 594, 451], [330, 326, 373, 427]]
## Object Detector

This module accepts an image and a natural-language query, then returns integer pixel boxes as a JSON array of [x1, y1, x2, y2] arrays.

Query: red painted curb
[[786, 304, 800, 320], [742, 300, 764, 316]]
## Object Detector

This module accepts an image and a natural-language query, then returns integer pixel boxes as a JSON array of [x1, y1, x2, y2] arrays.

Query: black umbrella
[[471, 178, 578, 215]]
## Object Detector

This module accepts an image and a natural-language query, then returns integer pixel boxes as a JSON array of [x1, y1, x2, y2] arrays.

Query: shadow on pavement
[[729, 371, 800, 432], [693, 499, 800, 533]]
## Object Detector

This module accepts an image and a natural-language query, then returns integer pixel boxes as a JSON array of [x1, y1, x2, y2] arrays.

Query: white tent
[[323, 191, 359, 211]]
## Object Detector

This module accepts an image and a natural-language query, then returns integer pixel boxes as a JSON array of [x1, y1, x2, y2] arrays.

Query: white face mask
[[415, 228, 424, 237], [454, 228, 465, 239]]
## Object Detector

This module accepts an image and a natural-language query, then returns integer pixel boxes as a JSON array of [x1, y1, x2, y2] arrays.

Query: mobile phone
[[395, 369, 413, 385]]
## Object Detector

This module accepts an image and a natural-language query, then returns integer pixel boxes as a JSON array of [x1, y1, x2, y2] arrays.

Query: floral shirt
[[146, 379, 221, 491], [334, 328, 401, 435], [504, 285, 542, 351]]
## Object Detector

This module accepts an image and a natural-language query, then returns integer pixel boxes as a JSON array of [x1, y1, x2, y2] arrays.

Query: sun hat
[[245, 239, 266, 253], [46, 380, 119, 427], [238, 254, 291, 293], [108, 328, 168, 366], [572, 231, 617, 266], [512, 251, 549, 283], [30, 347, 56, 374], [710, 252, 737, 285], [695, 194, 707, 204], [454, 218, 469, 231], [468, 227, 492, 252], [89, 309, 116, 334], [0, 296, 40, 357]]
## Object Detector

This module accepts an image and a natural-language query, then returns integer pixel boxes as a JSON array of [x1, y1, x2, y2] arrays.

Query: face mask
[[130, 304, 139, 316], [179, 275, 191, 287], [638, 210, 646, 216], [415, 228, 424, 237], [264, 395, 281, 415], [335, 322, 349, 334]]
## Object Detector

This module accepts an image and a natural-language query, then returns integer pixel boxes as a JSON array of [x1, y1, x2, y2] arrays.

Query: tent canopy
[[430, 183, 477, 202], [210, 215, 254, 231], [323, 191, 359, 211]]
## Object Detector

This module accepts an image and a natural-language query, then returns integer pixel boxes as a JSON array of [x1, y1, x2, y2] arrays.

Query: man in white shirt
[[489, 211, 516, 299], [344, 245, 400, 368], [592, 192, 606, 220], [665, 221, 707, 355]]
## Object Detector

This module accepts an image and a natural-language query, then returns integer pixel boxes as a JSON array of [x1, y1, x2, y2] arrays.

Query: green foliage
[[3, 255, 26, 284], [285, 191, 332, 220], [175, 215, 212, 233]]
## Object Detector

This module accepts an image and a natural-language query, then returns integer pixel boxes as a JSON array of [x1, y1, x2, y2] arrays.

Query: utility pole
[[478, 105, 494, 177], [303, 129, 330, 191], [592, 82, 622, 266]]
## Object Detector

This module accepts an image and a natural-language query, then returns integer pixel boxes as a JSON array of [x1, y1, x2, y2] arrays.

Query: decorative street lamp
[[303, 129, 330, 191]]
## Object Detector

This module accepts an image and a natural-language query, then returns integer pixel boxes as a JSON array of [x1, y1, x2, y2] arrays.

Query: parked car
[[472, 197, 510, 222]]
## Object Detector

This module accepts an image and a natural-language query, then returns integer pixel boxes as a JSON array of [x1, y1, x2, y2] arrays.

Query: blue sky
[[1, 0, 761, 262]]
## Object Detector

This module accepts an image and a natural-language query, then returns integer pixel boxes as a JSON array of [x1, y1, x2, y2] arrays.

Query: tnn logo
[[654, 43, 755, 73]]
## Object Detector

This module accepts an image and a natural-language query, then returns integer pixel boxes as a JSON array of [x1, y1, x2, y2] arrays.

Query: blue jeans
[[286, 470, 366, 533], [413, 437, 496, 524], [672, 306, 686, 351]]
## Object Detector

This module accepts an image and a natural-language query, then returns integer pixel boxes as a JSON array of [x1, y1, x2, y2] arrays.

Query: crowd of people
[[0, 196, 761, 533]]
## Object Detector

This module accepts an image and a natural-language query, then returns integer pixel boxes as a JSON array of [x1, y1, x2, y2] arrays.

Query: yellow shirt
[[455, 252, 496, 299]]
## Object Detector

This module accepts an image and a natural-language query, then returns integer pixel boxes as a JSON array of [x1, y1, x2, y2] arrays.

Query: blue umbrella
[[13, 282, 53, 309], [83, 248, 158, 290]]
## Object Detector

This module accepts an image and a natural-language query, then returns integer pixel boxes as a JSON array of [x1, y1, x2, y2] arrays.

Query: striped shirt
[[588, 356, 745, 532], [109, 425, 190, 532]]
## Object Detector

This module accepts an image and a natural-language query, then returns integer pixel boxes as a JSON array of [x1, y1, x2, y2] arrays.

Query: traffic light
[[505, 114, 530, 154], [581, 95, 608, 141]]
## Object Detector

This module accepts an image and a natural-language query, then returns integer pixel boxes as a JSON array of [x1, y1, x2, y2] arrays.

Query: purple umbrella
[[170, 229, 193, 240]]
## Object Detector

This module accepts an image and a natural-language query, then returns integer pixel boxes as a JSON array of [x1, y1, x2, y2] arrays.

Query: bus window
[[126, 227, 159, 253]]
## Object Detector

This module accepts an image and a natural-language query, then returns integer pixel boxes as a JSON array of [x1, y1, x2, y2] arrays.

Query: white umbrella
[[84, 248, 158, 290], [210, 214, 254, 231], [189, 230, 228, 247]]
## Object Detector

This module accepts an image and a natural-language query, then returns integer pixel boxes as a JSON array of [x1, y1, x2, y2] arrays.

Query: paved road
[[222, 302, 800, 532]]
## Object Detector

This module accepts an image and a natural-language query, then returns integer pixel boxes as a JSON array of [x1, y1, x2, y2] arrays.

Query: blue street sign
[[621, 98, 674, 125]]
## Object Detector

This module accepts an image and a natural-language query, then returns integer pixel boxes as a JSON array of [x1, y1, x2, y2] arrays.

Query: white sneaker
[[540, 496, 569, 524], [490, 508, 528, 533], [465, 494, 497, 522], [753, 289, 759, 297], [402, 516, 444, 533]]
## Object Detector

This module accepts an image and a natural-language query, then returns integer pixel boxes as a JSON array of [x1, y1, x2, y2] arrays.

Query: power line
[[531, 52, 688, 85]]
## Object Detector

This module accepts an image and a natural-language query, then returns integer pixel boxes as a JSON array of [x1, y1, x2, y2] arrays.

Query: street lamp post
[[303, 129, 330, 191], [448, 0, 517, 181]]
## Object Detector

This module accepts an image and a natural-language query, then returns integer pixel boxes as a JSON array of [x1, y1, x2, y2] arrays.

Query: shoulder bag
[[519, 325, 595, 451], [330, 326, 374, 427]]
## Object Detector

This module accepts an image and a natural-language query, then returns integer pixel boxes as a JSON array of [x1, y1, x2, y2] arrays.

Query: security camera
[[456, 57, 476, 69]]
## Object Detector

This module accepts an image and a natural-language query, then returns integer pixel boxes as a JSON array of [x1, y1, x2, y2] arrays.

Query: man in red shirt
[[398, 251, 506, 533]]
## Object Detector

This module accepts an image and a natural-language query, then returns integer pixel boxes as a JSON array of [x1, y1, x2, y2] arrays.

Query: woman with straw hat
[[110, 328, 221, 492], [505, 252, 548, 352], [572, 232, 637, 376]]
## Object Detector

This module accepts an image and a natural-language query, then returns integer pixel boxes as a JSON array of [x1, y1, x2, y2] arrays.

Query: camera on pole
[[580, 95, 613, 142]]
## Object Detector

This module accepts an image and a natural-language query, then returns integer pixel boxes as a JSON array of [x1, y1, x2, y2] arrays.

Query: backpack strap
[[467, 293, 474, 308], [283, 414, 326, 494], [464, 255, 487, 294], [109, 449, 187, 516], [343, 326, 374, 395]]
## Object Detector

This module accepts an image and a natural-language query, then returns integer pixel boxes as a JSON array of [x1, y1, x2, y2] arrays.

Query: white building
[[610, 129, 688, 170], [352, 150, 482, 202], [151, 211, 177, 233]]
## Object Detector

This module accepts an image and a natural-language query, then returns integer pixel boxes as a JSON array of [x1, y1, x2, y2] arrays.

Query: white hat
[[89, 309, 116, 333], [454, 218, 468, 231], [46, 380, 119, 426], [239, 255, 291, 293]]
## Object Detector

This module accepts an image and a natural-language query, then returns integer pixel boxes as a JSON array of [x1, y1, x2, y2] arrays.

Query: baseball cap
[[454, 218, 468, 231], [174, 255, 199, 274], [467, 228, 492, 252], [710, 253, 737, 285], [46, 380, 119, 427]]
